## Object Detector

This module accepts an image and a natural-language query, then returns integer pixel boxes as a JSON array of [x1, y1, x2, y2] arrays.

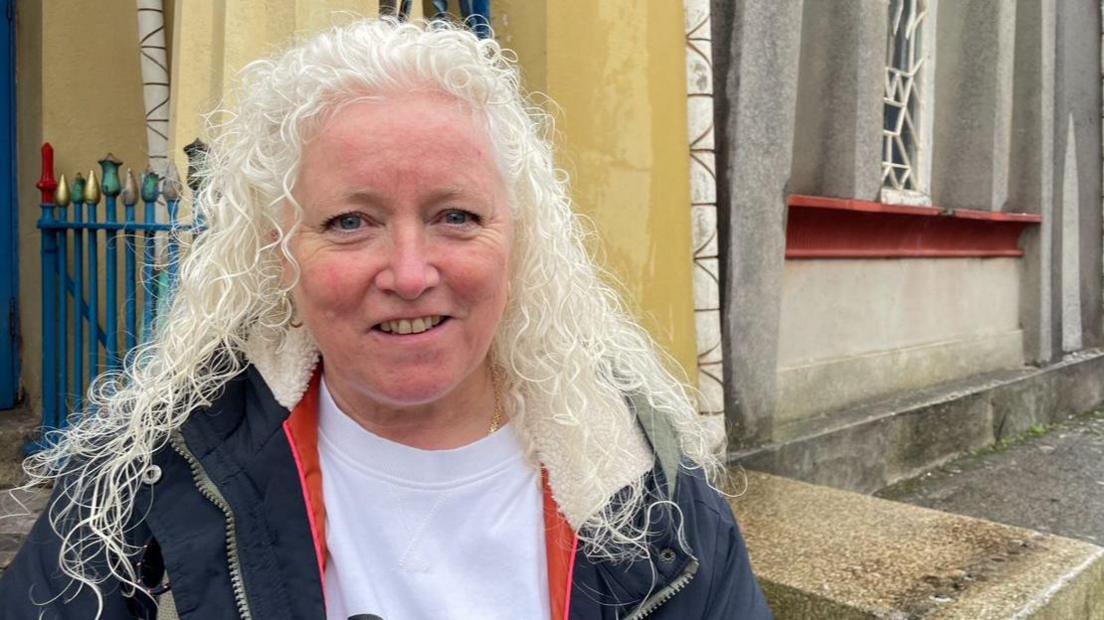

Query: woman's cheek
[[302, 257, 372, 315]]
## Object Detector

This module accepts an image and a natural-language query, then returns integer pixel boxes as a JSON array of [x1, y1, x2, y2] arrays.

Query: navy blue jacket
[[0, 367, 771, 619]]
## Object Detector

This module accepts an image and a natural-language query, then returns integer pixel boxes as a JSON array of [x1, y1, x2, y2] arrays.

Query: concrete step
[[731, 349, 1104, 494], [730, 471, 1104, 618], [878, 408, 1104, 547]]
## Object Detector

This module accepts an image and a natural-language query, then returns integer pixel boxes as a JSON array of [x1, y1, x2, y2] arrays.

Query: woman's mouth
[[374, 315, 447, 335]]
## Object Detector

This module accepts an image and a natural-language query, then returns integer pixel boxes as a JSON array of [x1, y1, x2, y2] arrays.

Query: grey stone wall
[[710, 0, 804, 448], [789, 0, 886, 201], [1054, 0, 1103, 349], [1004, 0, 1103, 362], [710, 0, 1102, 449], [930, 0, 1017, 212], [1008, 0, 1057, 363]]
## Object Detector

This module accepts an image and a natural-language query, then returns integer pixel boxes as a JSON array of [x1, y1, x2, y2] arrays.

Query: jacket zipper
[[169, 431, 254, 620], [624, 557, 700, 620]]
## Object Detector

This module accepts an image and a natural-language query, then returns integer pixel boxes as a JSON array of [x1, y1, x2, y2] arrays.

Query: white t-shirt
[[318, 379, 551, 620]]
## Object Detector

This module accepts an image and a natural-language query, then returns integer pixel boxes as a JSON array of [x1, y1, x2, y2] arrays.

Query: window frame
[[881, 0, 938, 207]]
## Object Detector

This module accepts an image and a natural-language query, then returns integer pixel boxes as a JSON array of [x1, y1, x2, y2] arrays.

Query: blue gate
[[35, 143, 197, 440], [0, 0, 17, 411]]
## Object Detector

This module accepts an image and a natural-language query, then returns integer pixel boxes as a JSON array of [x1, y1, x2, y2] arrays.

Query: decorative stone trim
[[684, 0, 725, 418]]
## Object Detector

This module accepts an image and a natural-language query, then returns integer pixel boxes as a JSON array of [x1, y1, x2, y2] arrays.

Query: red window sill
[[786, 194, 1042, 259]]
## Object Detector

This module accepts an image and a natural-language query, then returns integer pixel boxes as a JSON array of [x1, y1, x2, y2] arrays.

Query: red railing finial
[[36, 142, 57, 204]]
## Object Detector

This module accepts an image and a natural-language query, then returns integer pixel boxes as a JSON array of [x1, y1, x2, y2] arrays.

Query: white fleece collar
[[241, 324, 653, 531]]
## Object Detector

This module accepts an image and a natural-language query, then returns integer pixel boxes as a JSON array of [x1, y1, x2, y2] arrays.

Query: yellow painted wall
[[168, 1, 380, 181], [497, 1, 698, 379], [16, 0, 152, 410]]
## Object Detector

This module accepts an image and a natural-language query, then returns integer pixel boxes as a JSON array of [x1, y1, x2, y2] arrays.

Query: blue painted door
[[0, 0, 16, 410]]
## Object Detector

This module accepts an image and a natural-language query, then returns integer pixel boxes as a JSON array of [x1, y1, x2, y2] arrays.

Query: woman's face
[[288, 92, 513, 412]]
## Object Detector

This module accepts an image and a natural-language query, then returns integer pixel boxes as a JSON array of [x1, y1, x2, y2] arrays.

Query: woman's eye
[[442, 210, 477, 226], [330, 214, 363, 231]]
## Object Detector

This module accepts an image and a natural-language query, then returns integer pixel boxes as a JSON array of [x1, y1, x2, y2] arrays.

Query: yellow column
[[297, 0, 381, 31], [498, 1, 698, 379], [169, 0, 380, 178]]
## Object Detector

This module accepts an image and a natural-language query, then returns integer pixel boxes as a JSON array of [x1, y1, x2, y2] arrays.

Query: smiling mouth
[[374, 315, 447, 335]]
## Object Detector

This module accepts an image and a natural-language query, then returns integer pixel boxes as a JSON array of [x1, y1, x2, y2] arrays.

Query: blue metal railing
[[389, 0, 491, 38], [35, 143, 198, 443]]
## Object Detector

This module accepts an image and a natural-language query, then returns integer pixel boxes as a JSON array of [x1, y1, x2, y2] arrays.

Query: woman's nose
[[374, 230, 440, 299]]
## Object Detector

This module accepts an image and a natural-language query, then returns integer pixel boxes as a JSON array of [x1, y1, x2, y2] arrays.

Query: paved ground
[[878, 409, 1104, 546], [0, 406, 40, 488], [0, 485, 51, 576]]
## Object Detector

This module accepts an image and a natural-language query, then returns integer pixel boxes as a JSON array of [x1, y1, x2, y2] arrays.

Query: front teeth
[[379, 315, 443, 334]]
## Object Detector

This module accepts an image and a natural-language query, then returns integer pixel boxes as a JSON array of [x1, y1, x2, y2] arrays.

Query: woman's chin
[[344, 358, 494, 411], [366, 382, 459, 410]]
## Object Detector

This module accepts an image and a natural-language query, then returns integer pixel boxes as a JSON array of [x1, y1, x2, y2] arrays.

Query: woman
[[0, 19, 769, 619]]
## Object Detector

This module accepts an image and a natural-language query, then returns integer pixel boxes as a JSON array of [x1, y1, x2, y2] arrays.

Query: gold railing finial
[[122, 168, 139, 206], [85, 169, 102, 205], [55, 174, 71, 207]]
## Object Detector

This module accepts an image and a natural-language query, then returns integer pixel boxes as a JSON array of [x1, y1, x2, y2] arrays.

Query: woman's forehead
[[313, 93, 490, 159], [295, 92, 506, 206], [320, 89, 483, 136]]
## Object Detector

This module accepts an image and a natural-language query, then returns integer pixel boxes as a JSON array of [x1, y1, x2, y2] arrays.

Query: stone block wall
[[712, 0, 1103, 449]]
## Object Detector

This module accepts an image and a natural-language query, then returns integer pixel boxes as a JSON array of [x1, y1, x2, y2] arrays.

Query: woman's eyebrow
[[425, 187, 472, 202], [343, 189, 387, 206], [340, 186, 479, 205]]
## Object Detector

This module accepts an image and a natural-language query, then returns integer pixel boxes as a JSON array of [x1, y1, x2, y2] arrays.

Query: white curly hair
[[20, 17, 719, 614]]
